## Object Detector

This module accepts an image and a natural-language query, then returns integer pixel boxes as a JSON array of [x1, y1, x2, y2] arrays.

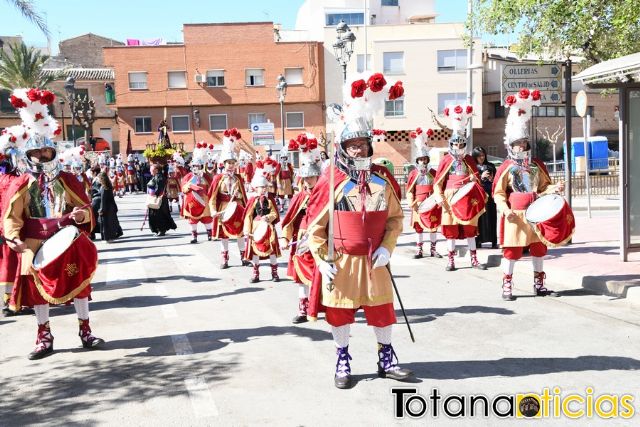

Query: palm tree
[[5, 0, 50, 39], [0, 42, 58, 89]]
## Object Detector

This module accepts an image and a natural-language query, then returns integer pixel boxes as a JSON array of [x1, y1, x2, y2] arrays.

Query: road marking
[[171, 333, 194, 356], [155, 284, 169, 295], [184, 376, 219, 418], [161, 305, 178, 319]]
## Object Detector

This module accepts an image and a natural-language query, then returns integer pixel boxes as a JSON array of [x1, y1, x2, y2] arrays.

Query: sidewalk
[[400, 202, 640, 306], [571, 195, 619, 211]]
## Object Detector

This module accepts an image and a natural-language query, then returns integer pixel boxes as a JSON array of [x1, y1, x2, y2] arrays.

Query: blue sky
[[2, 0, 508, 51]]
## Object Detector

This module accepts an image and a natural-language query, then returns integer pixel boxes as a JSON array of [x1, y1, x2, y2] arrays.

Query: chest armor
[[449, 159, 469, 176], [415, 171, 434, 185], [220, 174, 239, 195], [509, 163, 540, 193], [253, 197, 271, 217], [336, 174, 387, 212], [28, 178, 69, 219]]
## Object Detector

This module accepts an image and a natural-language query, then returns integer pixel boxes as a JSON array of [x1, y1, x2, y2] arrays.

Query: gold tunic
[[307, 174, 404, 309]]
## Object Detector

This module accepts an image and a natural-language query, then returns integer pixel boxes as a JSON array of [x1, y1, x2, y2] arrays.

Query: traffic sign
[[252, 133, 275, 146], [575, 90, 588, 117], [502, 64, 562, 105]]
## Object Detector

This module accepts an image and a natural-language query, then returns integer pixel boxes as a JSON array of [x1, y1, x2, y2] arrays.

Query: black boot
[[292, 298, 309, 324], [251, 264, 260, 283], [377, 343, 413, 381], [430, 242, 442, 258], [79, 318, 105, 349], [534, 271, 559, 297], [271, 264, 280, 282], [190, 231, 198, 244], [334, 346, 353, 389], [413, 243, 423, 259]]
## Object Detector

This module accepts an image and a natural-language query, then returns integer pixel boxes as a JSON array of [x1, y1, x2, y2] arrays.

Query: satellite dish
[[326, 103, 343, 123]]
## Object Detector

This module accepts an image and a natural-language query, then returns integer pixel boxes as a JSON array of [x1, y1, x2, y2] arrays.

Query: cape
[[280, 190, 309, 231], [406, 168, 437, 193], [492, 158, 550, 196], [434, 154, 480, 188], [208, 172, 247, 210]]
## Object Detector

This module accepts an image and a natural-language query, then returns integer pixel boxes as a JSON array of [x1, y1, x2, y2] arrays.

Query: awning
[[573, 52, 640, 85]]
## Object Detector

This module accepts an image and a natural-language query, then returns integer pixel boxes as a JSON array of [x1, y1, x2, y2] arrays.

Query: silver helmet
[[24, 134, 60, 179], [337, 117, 373, 175]]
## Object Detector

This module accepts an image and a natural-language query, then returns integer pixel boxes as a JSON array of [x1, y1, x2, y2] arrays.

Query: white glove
[[317, 259, 337, 283], [372, 247, 391, 269]]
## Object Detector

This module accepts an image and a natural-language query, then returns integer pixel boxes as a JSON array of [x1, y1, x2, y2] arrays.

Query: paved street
[[1, 193, 639, 426]]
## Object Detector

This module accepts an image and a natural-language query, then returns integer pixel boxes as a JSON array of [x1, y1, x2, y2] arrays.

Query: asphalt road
[[1, 194, 638, 426]]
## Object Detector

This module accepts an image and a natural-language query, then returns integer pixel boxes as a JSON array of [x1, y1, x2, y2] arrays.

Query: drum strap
[[22, 203, 91, 240]]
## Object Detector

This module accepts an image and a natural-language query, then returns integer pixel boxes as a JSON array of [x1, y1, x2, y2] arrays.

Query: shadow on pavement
[[405, 355, 640, 380], [354, 306, 514, 325], [92, 275, 221, 291], [98, 253, 191, 265]]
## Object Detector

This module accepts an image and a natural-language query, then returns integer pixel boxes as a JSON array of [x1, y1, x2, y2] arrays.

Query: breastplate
[[416, 172, 433, 185], [336, 174, 387, 212], [450, 160, 468, 176], [28, 178, 68, 219], [509, 163, 540, 193]]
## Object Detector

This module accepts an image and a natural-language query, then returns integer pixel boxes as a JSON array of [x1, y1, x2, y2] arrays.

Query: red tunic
[[209, 173, 247, 239], [280, 190, 315, 285], [180, 173, 213, 220], [243, 195, 281, 260], [406, 168, 441, 232]]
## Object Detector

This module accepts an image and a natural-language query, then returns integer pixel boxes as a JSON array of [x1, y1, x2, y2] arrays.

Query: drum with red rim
[[221, 201, 244, 225], [525, 194, 575, 247], [252, 221, 273, 254], [449, 182, 486, 223]]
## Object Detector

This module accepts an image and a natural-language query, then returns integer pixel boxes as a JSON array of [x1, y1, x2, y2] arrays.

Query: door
[[626, 89, 640, 253]]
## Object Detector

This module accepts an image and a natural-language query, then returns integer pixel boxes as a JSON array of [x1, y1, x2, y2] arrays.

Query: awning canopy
[[573, 52, 640, 85]]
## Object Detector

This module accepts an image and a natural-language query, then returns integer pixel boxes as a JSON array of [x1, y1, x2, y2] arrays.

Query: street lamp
[[276, 74, 288, 148], [333, 20, 356, 83], [59, 98, 66, 140], [64, 76, 76, 143]]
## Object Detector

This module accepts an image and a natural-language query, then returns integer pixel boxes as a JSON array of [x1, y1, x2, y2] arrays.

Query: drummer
[[279, 135, 321, 323], [243, 166, 281, 283], [3, 87, 103, 359], [181, 143, 215, 244], [275, 143, 296, 213], [434, 104, 487, 271], [493, 89, 565, 301], [209, 129, 249, 269], [406, 128, 442, 259]]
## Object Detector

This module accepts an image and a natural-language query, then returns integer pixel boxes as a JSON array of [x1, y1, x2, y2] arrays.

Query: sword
[[386, 264, 415, 343], [326, 130, 336, 292]]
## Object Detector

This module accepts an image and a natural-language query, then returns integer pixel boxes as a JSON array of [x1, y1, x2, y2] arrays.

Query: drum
[[525, 194, 575, 247], [32, 226, 98, 303], [418, 196, 438, 213], [252, 221, 273, 255], [449, 182, 486, 224], [221, 201, 244, 225]]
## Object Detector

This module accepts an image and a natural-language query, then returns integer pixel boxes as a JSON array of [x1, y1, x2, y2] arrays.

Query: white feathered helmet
[[192, 141, 212, 166], [504, 89, 541, 160], [410, 127, 434, 163], [251, 162, 270, 188], [220, 128, 241, 162], [443, 103, 473, 157], [292, 133, 322, 178]]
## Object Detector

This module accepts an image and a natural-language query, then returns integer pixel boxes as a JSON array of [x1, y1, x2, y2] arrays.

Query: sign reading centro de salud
[[502, 64, 562, 104]]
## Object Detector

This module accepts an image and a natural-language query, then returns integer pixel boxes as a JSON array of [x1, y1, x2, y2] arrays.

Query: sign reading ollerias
[[502, 64, 562, 104]]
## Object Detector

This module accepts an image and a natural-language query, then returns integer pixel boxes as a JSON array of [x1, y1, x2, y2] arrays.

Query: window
[[248, 113, 267, 128], [385, 97, 404, 117], [129, 72, 148, 90], [70, 88, 89, 102], [357, 54, 372, 73], [438, 93, 467, 113], [383, 52, 404, 74], [206, 70, 225, 87], [284, 68, 304, 85], [532, 106, 594, 117], [1, 89, 15, 112], [382, 0, 399, 5], [134, 117, 152, 133], [437, 50, 467, 72], [171, 115, 190, 132], [286, 112, 304, 129], [168, 71, 187, 89], [325, 13, 364, 26], [245, 69, 265, 86], [493, 102, 505, 118], [487, 145, 499, 157], [209, 114, 227, 131]]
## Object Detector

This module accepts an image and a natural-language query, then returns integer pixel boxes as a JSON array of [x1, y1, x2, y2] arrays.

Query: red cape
[[207, 173, 247, 210], [406, 168, 437, 193], [280, 190, 309, 232], [434, 154, 480, 188]]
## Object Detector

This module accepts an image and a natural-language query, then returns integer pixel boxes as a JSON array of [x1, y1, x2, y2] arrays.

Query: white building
[[288, 0, 483, 167]]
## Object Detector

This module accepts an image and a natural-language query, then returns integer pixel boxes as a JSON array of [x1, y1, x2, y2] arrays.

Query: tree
[[0, 42, 58, 89], [470, 0, 640, 64], [5, 0, 50, 39]]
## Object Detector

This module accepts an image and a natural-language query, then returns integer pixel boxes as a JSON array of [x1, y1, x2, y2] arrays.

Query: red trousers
[[442, 225, 477, 239], [503, 242, 548, 260], [188, 216, 213, 225], [325, 303, 396, 327]]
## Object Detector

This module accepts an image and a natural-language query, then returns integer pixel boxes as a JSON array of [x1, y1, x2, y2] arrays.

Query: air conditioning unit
[[195, 74, 206, 84]]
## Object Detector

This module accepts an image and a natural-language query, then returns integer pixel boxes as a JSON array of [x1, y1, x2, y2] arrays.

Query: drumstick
[[0, 234, 18, 245]]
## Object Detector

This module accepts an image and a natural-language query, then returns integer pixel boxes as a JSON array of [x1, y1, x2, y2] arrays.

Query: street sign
[[502, 64, 562, 104], [575, 90, 588, 117], [251, 122, 274, 133], [252, 133, 275, 146]]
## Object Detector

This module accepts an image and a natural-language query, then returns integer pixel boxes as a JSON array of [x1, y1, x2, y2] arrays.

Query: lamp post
[[64, 76, 76, 143], [333, 20, 356, 83], [276, 74, 288, 148], [59, 98, 66, 140]]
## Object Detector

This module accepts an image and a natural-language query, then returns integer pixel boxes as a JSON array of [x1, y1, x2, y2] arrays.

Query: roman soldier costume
[[2, 88, 103, 359], [276, 143, 296, 213], [238, 150, 254, 193], [166, 152, 185, 212], [209, 128, 249, 268], [126, 154, 139, 193], [243, 166, 280, 283], [280, 134, 321, 323], [434, 104, 487, 271], [181, 142, 214, 243], [306, 73, 413, 389], [406, 128, 442, 259], [493, 89, 566, 300]]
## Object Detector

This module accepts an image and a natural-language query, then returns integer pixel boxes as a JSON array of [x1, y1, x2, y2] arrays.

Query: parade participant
[[493, 89, 565, 301], [434, 104, 487, 272], [73, 160, 92, 197], [275, 142, 296, 213], [147, 163, 177, 236], [243, 165, 280, 283], [59, 146, 90, 197], [262, 156, 278, 200], [108, 156, 115, 171], [181, 142, 214, 244], [406, 128, 442, 259], [306, 73, 412, 389], [473, 146, 498, 249], [209, 129, 249, 268], [126, 153, 139, 193], [279, 135, 321, 323], [3, 88, 103, 359], [238, 150, 254, 193], [166, 152, 185, 212], [115, 166, 126, 197]]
